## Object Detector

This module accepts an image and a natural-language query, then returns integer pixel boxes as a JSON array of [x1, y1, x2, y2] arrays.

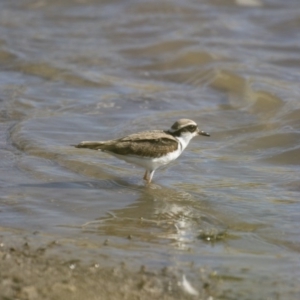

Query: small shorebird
[[75, 119, 210, 183]]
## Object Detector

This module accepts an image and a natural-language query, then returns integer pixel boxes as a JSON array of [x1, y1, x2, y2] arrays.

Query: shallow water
[[1, 0, 300, 298]]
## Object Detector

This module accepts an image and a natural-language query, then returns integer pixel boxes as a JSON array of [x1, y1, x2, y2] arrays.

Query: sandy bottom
[[0, 228, 220, 300]]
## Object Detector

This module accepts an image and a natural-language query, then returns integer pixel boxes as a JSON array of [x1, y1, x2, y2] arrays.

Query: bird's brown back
[[75, 130, 179, 158]]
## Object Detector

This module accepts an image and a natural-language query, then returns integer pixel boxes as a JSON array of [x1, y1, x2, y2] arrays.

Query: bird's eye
[[188, 125, 196, 131]]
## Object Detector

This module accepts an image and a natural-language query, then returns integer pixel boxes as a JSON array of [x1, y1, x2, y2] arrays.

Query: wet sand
[[0, 228, 221, 300]]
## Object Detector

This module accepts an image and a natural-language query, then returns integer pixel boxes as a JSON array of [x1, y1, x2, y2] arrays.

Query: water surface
[[1, 0, 300, 298]]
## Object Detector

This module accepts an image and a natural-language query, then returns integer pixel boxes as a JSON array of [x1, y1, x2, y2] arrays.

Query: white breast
[[176, 132, 197, 151]]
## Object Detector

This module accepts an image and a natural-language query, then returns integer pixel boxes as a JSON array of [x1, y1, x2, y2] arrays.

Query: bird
[[74, 119, 210, 183]]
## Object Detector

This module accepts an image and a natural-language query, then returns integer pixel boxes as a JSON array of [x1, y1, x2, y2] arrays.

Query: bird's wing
[[118, 130, 176, 142], [75, 130, 179, 158], [75, 141, 106, 150]]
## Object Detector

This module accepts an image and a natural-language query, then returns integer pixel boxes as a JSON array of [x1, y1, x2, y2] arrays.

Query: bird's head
[[168, 118, 210, 146]]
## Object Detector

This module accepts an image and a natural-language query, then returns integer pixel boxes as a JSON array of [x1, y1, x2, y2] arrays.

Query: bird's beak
[[198, 130, 210, 137]]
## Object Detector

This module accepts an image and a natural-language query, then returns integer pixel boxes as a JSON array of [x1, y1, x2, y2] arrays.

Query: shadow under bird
[[74, 119, 210, 183]]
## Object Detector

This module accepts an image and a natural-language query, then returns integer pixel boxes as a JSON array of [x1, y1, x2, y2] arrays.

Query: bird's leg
[[143, 170, 155, 184], [143, 170, 149, 181], [147, 170, 155, 184]]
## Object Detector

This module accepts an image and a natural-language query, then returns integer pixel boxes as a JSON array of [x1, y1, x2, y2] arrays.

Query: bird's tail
[[74, 141, 105, 150]]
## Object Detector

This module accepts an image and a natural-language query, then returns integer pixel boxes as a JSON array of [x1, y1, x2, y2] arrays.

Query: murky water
[[1, 0, 300, 298]]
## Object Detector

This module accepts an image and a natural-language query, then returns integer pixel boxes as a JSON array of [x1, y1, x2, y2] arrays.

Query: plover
[[75, 119, 210, 183]]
